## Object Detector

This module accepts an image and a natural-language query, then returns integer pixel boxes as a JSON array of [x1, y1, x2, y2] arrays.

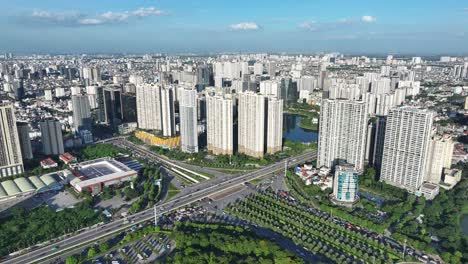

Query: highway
[[2, 140, 316, 264]]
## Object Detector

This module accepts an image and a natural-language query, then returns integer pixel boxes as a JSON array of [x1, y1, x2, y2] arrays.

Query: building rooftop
[[72, 158, 137, 189]]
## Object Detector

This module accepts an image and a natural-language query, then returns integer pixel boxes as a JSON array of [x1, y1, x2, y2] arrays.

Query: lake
[[283, 113, 318, 143]]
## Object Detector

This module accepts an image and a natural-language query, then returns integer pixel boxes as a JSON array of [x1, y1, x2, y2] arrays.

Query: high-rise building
[[259, 80, 281, 98], [238, 92, 283, 158], [318, 99, 368, 171], [206, 94, 234, 155], [160, 86, 176, 137], [137, 83, 162, 131], [370, 116, 387, 171], [330, 164, 359, 206], [72, 95, 92, 131], [136, 83, 176, 137], [253, 62, 263, 75], [121, 93, 137, 123], [40, 119, 65, 155], [102, 86, 123, 127], [179, 88, 198, 153], [380, 107, 434, 192], [16, 122, 33, 160], [238, 92, 266, 158], [425, 135, 454, 184], [280, 78, 298, 106], [0, 103, 24, 177], [266, 97, 283, 154]]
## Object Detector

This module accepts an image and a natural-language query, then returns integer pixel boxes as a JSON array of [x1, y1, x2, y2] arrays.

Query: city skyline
[[1, 0, 468, 54]]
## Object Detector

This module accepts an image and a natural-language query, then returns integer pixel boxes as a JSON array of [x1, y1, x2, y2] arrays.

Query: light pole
[[154, 205, 158, 226]]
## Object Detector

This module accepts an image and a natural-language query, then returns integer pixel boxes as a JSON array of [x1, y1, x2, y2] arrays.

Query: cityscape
[[0, 1, 467, 264]]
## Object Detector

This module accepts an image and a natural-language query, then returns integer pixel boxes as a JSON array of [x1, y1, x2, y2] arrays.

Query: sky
[[1, 0, 468, 55]]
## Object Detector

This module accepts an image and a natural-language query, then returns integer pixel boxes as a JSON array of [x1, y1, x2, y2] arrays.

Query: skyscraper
[[72, 95, 92, 131], [266, 97, 283, 154], [318, 99, 368, 171], [160, 86, 176, 137], [380, 107, 434, 192], [179, 88, 198, 153], [102, 86, 123, 127], [136, 83, 162, 131], [136, 83, 176, 137], [16, 122, 33, 160], [238, 92, 266, 158], [40, 119, 64, 155], [206, 94, 234, 155], [0, 103, 24, 177], [238, 92, 283, 158]]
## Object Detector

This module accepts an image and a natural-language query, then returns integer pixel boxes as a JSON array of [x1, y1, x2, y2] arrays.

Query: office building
[[16, 122, 33, 160], [318, 99, 368, 171], [40, 119, 65, 155], [206, 94, 234, 155], [72, 95, 92, 131], [330, 164, 359, 206], [179, 88, 198, 153], [425, 135, 454, 184], [380, 107, 434, 192], [121, 93, 137, 123], [0, 103, 24, 177], [102, 86, 123, 127]]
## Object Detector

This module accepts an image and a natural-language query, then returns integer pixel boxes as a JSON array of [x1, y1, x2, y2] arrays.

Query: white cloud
[[298, 21, 317, 31], [229, 22, 260, 31], [361, 15, 377, 23], [338, 18, 357, 24], [27, 7, 168, 26], [78, 18, 103, 25]]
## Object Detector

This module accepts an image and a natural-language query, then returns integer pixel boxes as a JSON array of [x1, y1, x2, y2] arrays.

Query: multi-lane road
[[2, 140, 316, 264]]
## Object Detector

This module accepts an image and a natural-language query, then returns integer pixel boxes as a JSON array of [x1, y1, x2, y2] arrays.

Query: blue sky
[[1, 0, 467, 54]]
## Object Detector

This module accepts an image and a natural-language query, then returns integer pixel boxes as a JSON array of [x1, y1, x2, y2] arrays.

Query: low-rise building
[[41, 158, 58, 169], [70, 158, 138, 195], [419, 182, 440, 200]]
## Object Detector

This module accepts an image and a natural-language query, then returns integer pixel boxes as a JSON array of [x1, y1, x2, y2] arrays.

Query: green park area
[[130, 131, 316, 170], [0, 198, 104, 257], [165, 222, 305, 264], [65, 222, 305, 264], [285, 163, 468, 264], [227, 189, 405, 263]]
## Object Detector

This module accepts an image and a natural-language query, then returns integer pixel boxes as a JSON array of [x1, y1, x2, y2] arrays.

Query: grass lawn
[[249, 178, 264, 185], [165, 183, 181, 201]]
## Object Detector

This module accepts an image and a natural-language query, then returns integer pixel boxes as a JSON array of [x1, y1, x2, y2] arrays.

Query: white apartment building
[[206, 94, 234, 155], [318, 99, 368, 171], [0, 103, 24, 177], [179, 88, 198, 153], [380, 107, 434, 192]]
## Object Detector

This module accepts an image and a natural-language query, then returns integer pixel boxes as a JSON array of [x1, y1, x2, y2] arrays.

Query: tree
[[87, 247, 97, 258], [99, 242, 110, 253], [65, 255, 80, 264]]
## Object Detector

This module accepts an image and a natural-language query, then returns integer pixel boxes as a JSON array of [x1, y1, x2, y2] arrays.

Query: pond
[[283, 113, 318, 143]]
